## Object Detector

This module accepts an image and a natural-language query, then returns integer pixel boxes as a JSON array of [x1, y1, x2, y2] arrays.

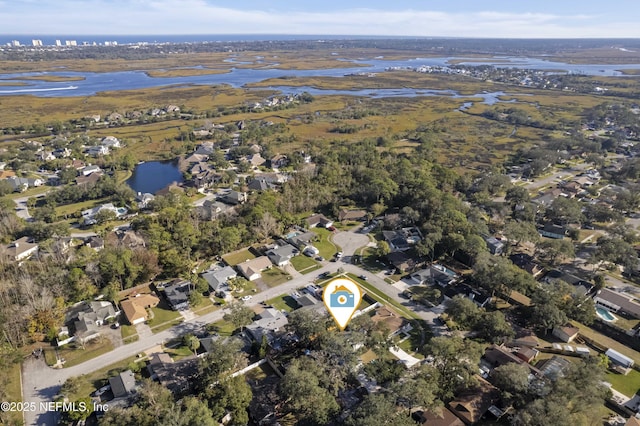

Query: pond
[[125, 161, 183, 195]]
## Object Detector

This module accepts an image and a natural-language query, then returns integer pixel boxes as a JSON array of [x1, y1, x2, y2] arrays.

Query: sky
[[1, 0, 639, 38]]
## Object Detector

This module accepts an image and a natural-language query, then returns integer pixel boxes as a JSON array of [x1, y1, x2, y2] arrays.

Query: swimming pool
[[596, 307, 617, 322]]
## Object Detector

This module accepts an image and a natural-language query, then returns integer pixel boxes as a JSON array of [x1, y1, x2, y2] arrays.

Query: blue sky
[[1, 0, 639, 37]]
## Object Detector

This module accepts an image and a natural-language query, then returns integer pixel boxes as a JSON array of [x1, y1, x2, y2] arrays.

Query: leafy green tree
[[424, 336, 484, 400], [286, 309, 328, 344], [183, 333, 200, 355], [476, 311, 515, 344], [536, 239, 575, 266], [504, 220, 540, 247], [346, 393, 415, 426], [375, 240, 391, 258], [222, 302, 254, 332], [545, 196, 583, 225], [280, 357, 340, 425]]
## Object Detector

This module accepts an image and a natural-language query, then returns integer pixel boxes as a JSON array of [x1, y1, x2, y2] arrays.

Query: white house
[[101, 136, 121, 148], [86, 146, 109, 156], [80, 165, 102, 176], [0, 237, 39, 262], [82, 203, 127, 225]]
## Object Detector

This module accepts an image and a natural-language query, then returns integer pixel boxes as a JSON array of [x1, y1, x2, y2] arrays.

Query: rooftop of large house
[[0, 237, 38, 261], [120, 294, 160, 325], [163, 280, 192, 310], [447, 376, 501, 425], [236, 256, 272, 279], [201, 266, 237, 292], [148, 353, 198, 396], [266, 244, 298, 265], [594, 288, 640, 319], [246, 307, 288, 343], [305, 213, 333, 228]]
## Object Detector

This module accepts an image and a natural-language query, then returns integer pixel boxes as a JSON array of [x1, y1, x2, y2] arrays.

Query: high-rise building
[[55, 40, 62, 46], [11, 40, 21, 47], [32, 39, 43, 47], [65, 40, 77, 46]]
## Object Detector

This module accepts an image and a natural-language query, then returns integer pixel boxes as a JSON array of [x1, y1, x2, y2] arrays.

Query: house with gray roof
[[109, 370, 136, 398], [266, 244, 298, 267], [163, 280, 192, 311], [64, 300, 117, 343], [201, 266, 237, 293], [245, 307, 288, 344], [287, 231, 316, 250]]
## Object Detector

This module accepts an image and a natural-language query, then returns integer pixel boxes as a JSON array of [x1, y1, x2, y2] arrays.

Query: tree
[[445, 295, 480, 327], [286, 309, 328, 344], [545, 197, 583, 225], [188, 291, 203, 307], [93, 209, 117, 225], [536, 239, 575, 266], [253, 212, 280, 242], [374, 240, 391, 258], [425, 336, 484, 400], [504, 220, 540, 247], [183, 333, 200, 355], [346, 393, 416, 426], [505, 186, 531, 207], [227, 276, 250, 293], [476, 311, 515, 344], [492, 363, 530, 396], [197, 338, 247, 390], [530, 303, 567, 334], [223, 302, 254, 332], [280, 357, 339, 425]]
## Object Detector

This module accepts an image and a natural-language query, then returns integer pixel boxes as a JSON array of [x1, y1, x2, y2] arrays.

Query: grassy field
[[149, 303, 183, 333], [311, 227, 339, 259], [605, 369, 640, 397], [192, 297, 218, 316], [290, 255, 320, 273], [3, 363, 23, 424], [223, 248, 256, 266], [572, 320, 640, 365], [261, 268, 291, 288], [68, 355, 141, 401], [120, 325, 138, 343], [265, 294, 299, 312], [145, 68, 229, 78], [208, 318, 237, 337], [56, 338, 115, 368]]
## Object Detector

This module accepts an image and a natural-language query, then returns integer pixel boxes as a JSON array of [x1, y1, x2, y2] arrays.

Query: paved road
[[523, 162, 592, 193], [22, 230, 438, 425], [332, 229, 370, 255], [12, 196, 33, 220]]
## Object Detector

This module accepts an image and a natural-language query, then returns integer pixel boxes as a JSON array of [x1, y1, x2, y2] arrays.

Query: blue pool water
[[596, 307, 617, 322]]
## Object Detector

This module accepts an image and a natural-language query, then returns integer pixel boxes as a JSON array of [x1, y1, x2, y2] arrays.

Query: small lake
[[126, 161, 183, 195]]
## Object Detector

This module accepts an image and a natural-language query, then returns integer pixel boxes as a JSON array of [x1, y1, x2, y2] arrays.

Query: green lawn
[[192, 297, 218, 316], [165, 345, 195, 360], [208, 318, 237, 336], [311, 228, 339, 259], [222, 248, 256, 266], [55, 197, 108, 217], [120, 325, 139, 344], [3, 362, 23, 424], [361, 247, 385, 272], [57, 339, 115, 368], [571, 320, 640, 365], [5, 185, 50, 200], [149, 303, 183, 333], [347, 273, 420, 320], [606, 369, 640, 397], [290, 255, 321, 274], [261, 268, 291, 288], [266, 294, 299, 312]]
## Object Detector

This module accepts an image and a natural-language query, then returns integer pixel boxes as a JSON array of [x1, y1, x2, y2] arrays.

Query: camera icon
[[329, 286, 355, 308]]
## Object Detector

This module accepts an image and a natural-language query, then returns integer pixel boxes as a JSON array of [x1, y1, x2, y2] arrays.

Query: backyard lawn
[[222, 248, 256, 266], [208, 318, 237, 336], [4, 363, 22, 425], [290, 255, 321, 274], [606, 369, 640, 397], [192, 297, 218, 316], [67, 355, 142, 401]]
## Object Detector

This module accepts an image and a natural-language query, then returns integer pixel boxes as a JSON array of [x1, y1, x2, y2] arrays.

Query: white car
[[240, 295, 252, 301], [336, 251, 343, 258]]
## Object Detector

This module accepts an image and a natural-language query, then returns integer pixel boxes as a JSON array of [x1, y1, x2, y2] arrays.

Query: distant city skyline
[[1, 1, 639, 38]]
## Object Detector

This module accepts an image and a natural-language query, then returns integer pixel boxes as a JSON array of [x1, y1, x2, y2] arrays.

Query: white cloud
[[0, 1, 637, 38]]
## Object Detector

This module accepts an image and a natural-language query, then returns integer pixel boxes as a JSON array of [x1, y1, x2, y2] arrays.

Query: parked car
[[240, 295, 252, 301], [328, 226, 337, 232], [335, 251, 343, 259], [316, 256, 324, 261], [358, 274, 367, 281]]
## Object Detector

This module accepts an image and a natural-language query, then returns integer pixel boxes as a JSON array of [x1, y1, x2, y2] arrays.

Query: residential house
[[606, 348, 634, 369], [305, 213, 333, 229], [183, 153, 209, 165], [443, 283, 492, 308], [386, 251, 415, 273], [287, 230, 316, 250], [561, 181, 582, 197], [147, 353, 198, 396], [35, 151, 55, 162], [509, 254, 543, 277], [338, 209, 368, 222], [543, 269, 593, 295], [515, 346, 539, 363], [86, 145, 109, 156], [247, 177, 275, 191], [82, 203, 126, 225], [196, 199, 230, 221], [0, 237, 39, 262], [266, 244, 298, 267], [447, 377, 501, 425], [116, 230, 146, 249], [483, 345, 542, 375], [156, 182, 185, 196], [411, 408, 464, 426], [6, 176, 44, 192], [189, 162, 211, 175], [193, 142, 216, 156], [80, 165, 102, 176], [109, 370, 136, 398], [0, 170, 15, 179], [201, 266, 237, 294], [411, 264, 459, 287], [371, 307, 407, 337], [536, 355, 572, 381], [220, 190, 247, 205], [552, 324, 580, 343], [75, 172, 102, 188], [106, 112, 123, 122], [594, 288, 640, 319], [64, 300, 117, 343], [120, 294, 160, 325], [135, 192, 155, 209], [539, 223, 566, 239], [193, 170, 222, 190], [101, 136, 121, 148], [484, 236, 505, 255], [236, 256, 272, 281], [294, 293, 321, 309], [382, 227, 422, 251], [533, 188, 564, 207], [165, 105, 180, 113], [269, 154, 288, 169], [85, 236, 104, 251], [163, 280, 192, 311], [259, 172, 288, 185], [247, 153, 266, 168], [245, 307, 288, 345], [52, 148, 71, 158]]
